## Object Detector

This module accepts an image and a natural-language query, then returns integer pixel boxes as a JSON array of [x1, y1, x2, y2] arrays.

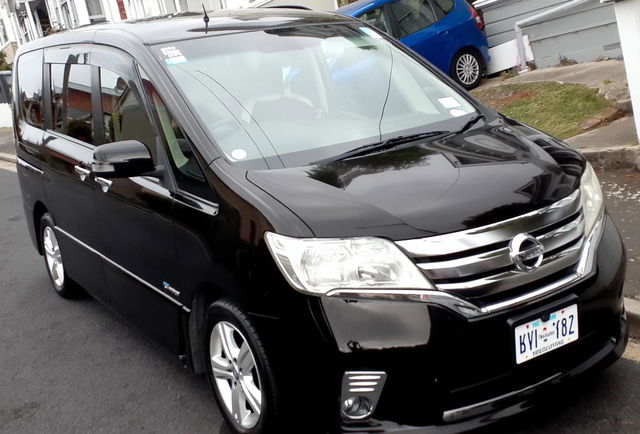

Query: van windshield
[[154, 23, 476, 169]]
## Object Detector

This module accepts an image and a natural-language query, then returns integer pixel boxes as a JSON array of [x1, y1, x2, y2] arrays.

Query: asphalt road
[[597, 168, 640, 300], [1, 160, 640, 433], [0, 161, 230, 433]]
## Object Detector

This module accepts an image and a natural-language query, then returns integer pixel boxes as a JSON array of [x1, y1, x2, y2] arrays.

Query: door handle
[[95, 176, 113, 193], [74, 165, 90, 181]]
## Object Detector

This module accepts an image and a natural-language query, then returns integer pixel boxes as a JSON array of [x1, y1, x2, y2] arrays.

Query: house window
[[60, 0, 79, 28], [0, 21, 7, 45], [86, 0, 105, 20]]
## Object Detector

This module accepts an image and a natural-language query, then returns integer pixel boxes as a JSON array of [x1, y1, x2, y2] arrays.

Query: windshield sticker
[[438, 97, 462, 109], [450, 109, 468, 117], [231, 149, 248, 160], [160, 46, 187, 65], [359, 27, 383, 39]]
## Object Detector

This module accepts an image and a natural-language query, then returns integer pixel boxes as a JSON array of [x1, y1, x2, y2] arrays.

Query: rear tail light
[[469, 6, 485, 32]]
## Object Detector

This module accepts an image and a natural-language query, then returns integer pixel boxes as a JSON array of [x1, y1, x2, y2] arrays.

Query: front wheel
[[203, 299, 279, 433], [451, 50, 484, 90]]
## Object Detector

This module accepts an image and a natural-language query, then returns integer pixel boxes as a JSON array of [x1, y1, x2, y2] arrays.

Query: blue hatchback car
[[336, 0, 490, 89]]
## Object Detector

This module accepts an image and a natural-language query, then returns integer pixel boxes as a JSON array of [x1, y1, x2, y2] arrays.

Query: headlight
[[264, 232, 434, 295], [579, 163, 604, 236]]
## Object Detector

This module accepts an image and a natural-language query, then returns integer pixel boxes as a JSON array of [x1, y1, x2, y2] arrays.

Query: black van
[[13, 9, 627, 433]]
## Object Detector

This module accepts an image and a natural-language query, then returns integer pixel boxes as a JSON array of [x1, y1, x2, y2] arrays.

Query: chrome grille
[[396, 190, 584, 300]]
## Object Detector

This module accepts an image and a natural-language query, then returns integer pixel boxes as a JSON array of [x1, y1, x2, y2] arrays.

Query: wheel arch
[[188, 283, 228, 375], [33, 201, 49, 255]]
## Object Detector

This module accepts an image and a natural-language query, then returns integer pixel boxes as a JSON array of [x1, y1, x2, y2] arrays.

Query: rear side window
[[51, 64, 94, 144], [360, 7, 392, 34], [17, 50, 44, 128], [390, 0, 437, 38], [431, 0, 454, 14]]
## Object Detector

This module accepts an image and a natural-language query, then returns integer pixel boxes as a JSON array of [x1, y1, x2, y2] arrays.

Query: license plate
[[514, 304, 579, 364]]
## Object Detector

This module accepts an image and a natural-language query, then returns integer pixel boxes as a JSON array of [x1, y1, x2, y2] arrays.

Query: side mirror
[[91, 140, 155, 178]]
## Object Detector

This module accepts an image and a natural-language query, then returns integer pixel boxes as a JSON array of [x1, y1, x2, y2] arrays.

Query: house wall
[[259, 0, 336, 11], [476, 0, 622, 70]]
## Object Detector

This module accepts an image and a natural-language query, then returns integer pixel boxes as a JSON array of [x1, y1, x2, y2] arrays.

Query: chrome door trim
[[17, 157, 44, 175], [54, 226, 190, 313]]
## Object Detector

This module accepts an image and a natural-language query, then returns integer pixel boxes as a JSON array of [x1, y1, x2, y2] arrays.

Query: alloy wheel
[[209, 321, 262, 429], [43, 226, 64, 288], [456, 53, 480, 86]]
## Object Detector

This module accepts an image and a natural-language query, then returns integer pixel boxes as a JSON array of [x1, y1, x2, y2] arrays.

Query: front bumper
[[342, 310, 627, 433], [320, 213, 627, 432]]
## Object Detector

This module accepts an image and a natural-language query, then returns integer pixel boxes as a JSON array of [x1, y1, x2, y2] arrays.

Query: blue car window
[[360, 7, 392, 35], [432, 0, 454, 14], [390, 0, 437, 38]]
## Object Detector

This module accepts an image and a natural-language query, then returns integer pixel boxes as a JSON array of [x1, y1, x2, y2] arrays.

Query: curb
[[0, 152, 16, 164], [626, 297, 640, 339], [579, 145, 640, 171]]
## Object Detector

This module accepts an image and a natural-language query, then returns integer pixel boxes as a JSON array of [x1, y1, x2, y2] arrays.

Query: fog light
[[340, 371, 387, 420], [342, 396, 373, 419]]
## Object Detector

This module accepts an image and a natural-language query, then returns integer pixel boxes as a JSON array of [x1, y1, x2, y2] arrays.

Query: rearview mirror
[[91, 140, 155, 178]]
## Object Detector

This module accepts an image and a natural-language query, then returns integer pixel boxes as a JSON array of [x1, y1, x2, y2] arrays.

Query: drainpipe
[[515, 0, 593, 72]]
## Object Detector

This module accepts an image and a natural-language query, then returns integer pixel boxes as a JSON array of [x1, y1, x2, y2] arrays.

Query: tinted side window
[[51, 64, 94, 144], [360, 7, 392, 34], [100, 68, 157, 162], [390, 0, 437, 38], [432, 0, 454, 14], [143, 76, 215, 202], [17, 50, 44, 128]]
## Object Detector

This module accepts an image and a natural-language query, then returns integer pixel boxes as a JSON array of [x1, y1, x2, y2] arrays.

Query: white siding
[[477, 0, 622, 71]]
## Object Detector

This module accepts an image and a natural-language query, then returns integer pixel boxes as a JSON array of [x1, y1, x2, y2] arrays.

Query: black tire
[[39, 213, 83, 299], [451, 49, 484, 90], [203, 299, 279, 434]]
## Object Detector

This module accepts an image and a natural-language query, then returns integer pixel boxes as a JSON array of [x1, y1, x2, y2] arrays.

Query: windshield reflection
[[157, 23, 476, 169]]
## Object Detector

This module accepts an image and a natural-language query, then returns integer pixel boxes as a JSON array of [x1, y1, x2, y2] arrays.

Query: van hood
[[247, 119, 584, 240]]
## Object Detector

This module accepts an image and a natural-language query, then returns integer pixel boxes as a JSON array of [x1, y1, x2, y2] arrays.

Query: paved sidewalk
[[566, 116, 637, 150], [506, 60, 628, 87], [0, 127, 14, 156]]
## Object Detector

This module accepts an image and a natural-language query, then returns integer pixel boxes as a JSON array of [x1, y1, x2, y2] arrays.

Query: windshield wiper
[[456, 113, 484, 134], [321, 130, 451, 163], [315, 113, 485, 164]]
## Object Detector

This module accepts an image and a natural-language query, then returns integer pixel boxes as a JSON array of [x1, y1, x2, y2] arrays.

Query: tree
[[0, 52, 11, 71]]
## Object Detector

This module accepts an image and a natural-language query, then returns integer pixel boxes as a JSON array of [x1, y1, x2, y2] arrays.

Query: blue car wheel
[[451, 49, 484, 90]]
